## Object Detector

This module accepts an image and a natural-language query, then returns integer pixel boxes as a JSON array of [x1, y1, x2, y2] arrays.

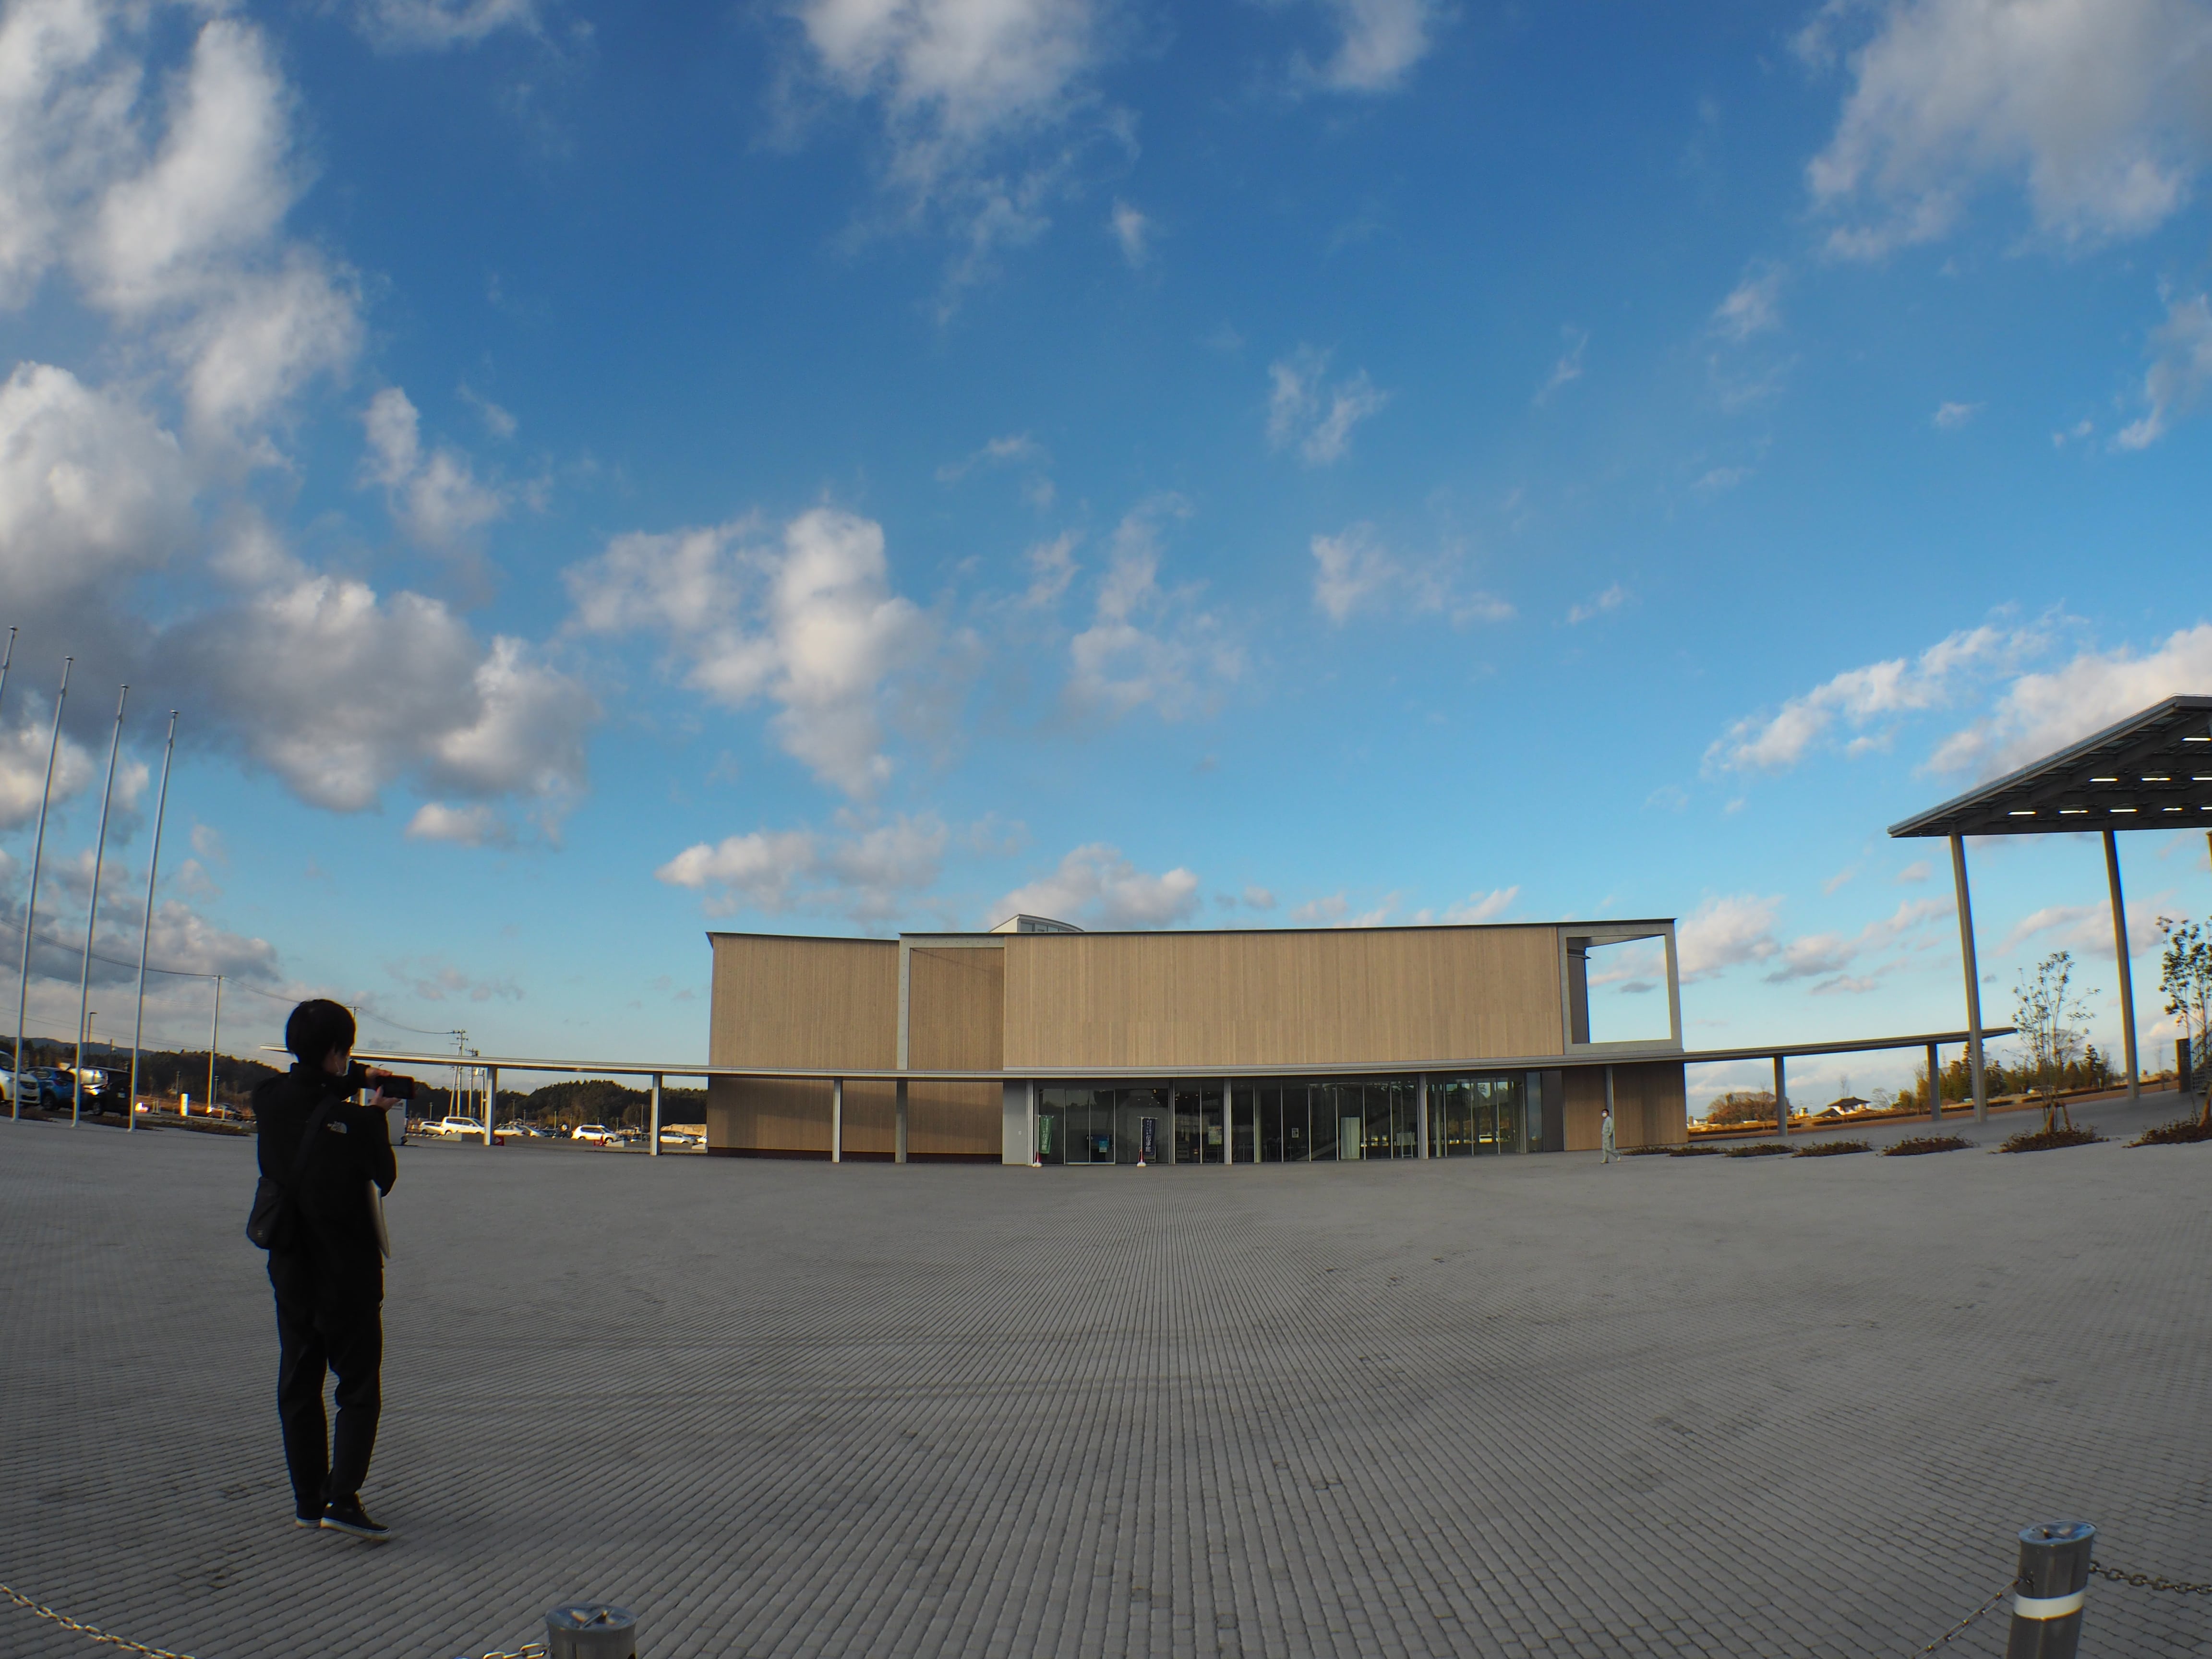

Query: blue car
[[9, 1068, 77, 1111]]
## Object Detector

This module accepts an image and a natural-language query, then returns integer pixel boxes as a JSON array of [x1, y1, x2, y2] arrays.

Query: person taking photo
[[253, 999, 402, 1539]]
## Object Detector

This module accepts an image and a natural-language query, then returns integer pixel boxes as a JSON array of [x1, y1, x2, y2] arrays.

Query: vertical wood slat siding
[[1561, 1062, 1687, 1151], [1001, 927, 1566, 1070], [707, 936, 897, 1156], [906, 947, 1004, 1157]]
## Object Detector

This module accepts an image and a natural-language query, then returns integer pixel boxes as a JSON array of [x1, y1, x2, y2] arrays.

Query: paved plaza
[[3, 1097, 2209, 1659]]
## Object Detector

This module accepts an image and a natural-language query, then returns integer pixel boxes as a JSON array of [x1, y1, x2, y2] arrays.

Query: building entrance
[[1172, 1083, 1225, 1163]]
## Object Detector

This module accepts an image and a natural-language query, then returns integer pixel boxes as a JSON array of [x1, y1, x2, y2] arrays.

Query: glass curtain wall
[[1040, 1085, 1167, 1165], [1428, 1075, 1529, 1155]]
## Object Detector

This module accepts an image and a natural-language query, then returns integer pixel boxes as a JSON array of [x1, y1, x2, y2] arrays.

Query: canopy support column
[[2103, 829, 2140, 1102], [895, 1078, 908, 1164], [1950, 835, 1989, 1123], [649, 1073, 662, 1156], [830, 1078, 842, 1163], [1926, 1041, 1941, 1124], [1417, 1074, 1431, 1159], [1772, 1055, 1786, 1139]]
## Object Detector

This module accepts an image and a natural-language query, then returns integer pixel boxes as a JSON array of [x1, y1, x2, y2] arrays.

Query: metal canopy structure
[[1888, 696, 2212, 838], [1889, 695, 2212, 1118]]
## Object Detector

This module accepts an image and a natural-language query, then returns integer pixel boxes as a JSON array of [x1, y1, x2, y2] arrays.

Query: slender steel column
[[2102, 830, 2140, 1102], [830, 1077, 842, 1163], [73, 687, 128, 1127], [1223, 1077, 1234, 1166], [1416, 1073, 1431, 1159], [649, 1072, 662, 1156], [484, 1064, 497, 1146], [1925, 1041, 1941, 1125], [1950, 834, 1989, 1122], [127, 711, 177, 1134], [895, 1077, 908, 1163], [1773, 1055, 1787, 1139], [206, 977, 222, 1114], [14, 659, 71, 1120]]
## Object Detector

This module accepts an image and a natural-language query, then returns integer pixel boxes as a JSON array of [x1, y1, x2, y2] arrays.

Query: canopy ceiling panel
[[1888, 696, 2212, 839]]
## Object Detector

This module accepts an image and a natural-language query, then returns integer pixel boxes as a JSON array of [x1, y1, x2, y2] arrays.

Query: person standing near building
[[1599, 1102, 1619, 1164], [254, 1000, 400, 1539]]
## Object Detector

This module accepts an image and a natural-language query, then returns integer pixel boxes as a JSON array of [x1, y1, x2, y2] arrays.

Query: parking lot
[[2, 1094, 2208, 1658]]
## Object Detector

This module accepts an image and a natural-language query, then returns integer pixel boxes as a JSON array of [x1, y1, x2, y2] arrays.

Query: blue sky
[[1, 0, 2208, 1106]]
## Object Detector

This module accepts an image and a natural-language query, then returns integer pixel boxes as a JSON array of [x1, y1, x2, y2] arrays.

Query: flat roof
[[1887, 694, 2212, 839], [704, 918, 1677, 944]]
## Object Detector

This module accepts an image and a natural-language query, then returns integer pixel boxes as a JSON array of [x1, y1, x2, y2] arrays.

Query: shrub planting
[[2129, 1119, 2212, 1147], [1882, 1135, 1972, 1156], [1723, 1142, 1791, 1158], [1998, 1125, 2104, 1153], [1792, 1140, 1870, 1158], [1668, 1145, 1719, 1157]]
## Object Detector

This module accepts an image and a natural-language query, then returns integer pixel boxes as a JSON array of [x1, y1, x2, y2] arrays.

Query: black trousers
[[269, 1250, 384, 1513]]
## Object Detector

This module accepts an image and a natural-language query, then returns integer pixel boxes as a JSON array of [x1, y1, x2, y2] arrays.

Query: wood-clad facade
[[706, 920, 1687, 1162]]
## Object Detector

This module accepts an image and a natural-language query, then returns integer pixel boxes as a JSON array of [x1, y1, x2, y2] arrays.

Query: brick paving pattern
[[2, 1095, 2208, 1658]]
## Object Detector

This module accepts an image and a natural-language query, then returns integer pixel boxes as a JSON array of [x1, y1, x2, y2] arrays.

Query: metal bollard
[[2005, 1522, 2094, 1659], [544, 1603, 638, 1659]]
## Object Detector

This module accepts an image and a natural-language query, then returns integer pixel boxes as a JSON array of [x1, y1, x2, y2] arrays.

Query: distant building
[[705, 918, 1690, 1165]]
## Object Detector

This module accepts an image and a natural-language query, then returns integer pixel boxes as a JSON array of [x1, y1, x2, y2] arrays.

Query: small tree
[[2012, 951, 2095, 1122], [2155, 915, 2212, 1121]]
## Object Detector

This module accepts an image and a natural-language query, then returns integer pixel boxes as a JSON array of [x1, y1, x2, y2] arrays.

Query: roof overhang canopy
[[1888, 696, 2212, 839]]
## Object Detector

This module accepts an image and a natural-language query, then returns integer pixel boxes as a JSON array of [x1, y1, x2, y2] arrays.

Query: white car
[[433, 1116, 485, 1138], [658, 1128, 702, 1148], [571, 1124, 616, 1144]]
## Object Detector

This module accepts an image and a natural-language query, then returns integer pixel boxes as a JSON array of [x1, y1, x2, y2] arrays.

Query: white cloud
[[1927, 622, 2212, 778], [1066, 498, 1239, 719], [1536, 328, 1587, 403], [1267, 346, 1388, 466], [2114, 291, 2212, 449], [1242, 884, 1277, 911], [1288, 891, 1393, 927], [1021, 529, 1079, 608], [1310, 524, 1395, 624], [1997, 897, 2161, 957], [0, 361, 192, 607], [790, 0, 1105, 193], [1806, 0, 2212, 256], [659, 813, 959, 923], [406, 801, 506, 847], [1677, 892, 1782, 982], [351, 0, 541, 51], [996, 842, 1199, 928], [1310, 524, 1513, 628], [1765, 897, 1949, 987], [1706, 623, 2033, 773], [1443, 885, 1518, 923], [568, 506, 934, 797], [1109, 199, 1150, 266], [1305, 0, 1439, 91], [1713, 264, 1783, 340], [165, 575, 595, 817], [0, 705, 96, 830], [1566, 582, 1628, 625], [362, 387, 507, 552], [1933, 399, 1983, 428], [1896, 859, 1933, 883]]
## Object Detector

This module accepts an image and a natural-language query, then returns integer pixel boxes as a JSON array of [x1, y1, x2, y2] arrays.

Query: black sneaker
[[293, 1507, 323, 1529], [320, 1496, 392, 1540]]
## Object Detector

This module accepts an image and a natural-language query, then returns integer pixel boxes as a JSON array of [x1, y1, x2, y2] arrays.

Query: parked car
[[657, 1128, 702, 1148], [15, 1068, 75, 1110], [433, 1116, 485, 1138], [571, 1124, 616, 1144]]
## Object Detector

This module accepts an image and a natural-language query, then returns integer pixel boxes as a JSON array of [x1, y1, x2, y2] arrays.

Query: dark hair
[[285, 999, 356, 1068]]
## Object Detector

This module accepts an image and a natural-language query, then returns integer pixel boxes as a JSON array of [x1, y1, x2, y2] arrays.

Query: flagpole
[[13, 658, 71, 1122], [128, 712, 178, 1133], [72, 686, 127, 1127]]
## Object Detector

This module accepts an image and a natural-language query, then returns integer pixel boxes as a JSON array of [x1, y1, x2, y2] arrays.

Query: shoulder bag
[[245, 1099, 337, 1250]]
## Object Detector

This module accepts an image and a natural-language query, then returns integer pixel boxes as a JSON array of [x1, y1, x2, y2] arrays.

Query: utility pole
[[206, 976, 223, 1116]]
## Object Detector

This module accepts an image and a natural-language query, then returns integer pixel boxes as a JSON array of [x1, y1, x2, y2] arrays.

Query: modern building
[[704, 915, 1690, 1165]]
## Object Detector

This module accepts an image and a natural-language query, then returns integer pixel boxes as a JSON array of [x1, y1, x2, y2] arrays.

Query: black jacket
[[253, 1065, 397, 1267]]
